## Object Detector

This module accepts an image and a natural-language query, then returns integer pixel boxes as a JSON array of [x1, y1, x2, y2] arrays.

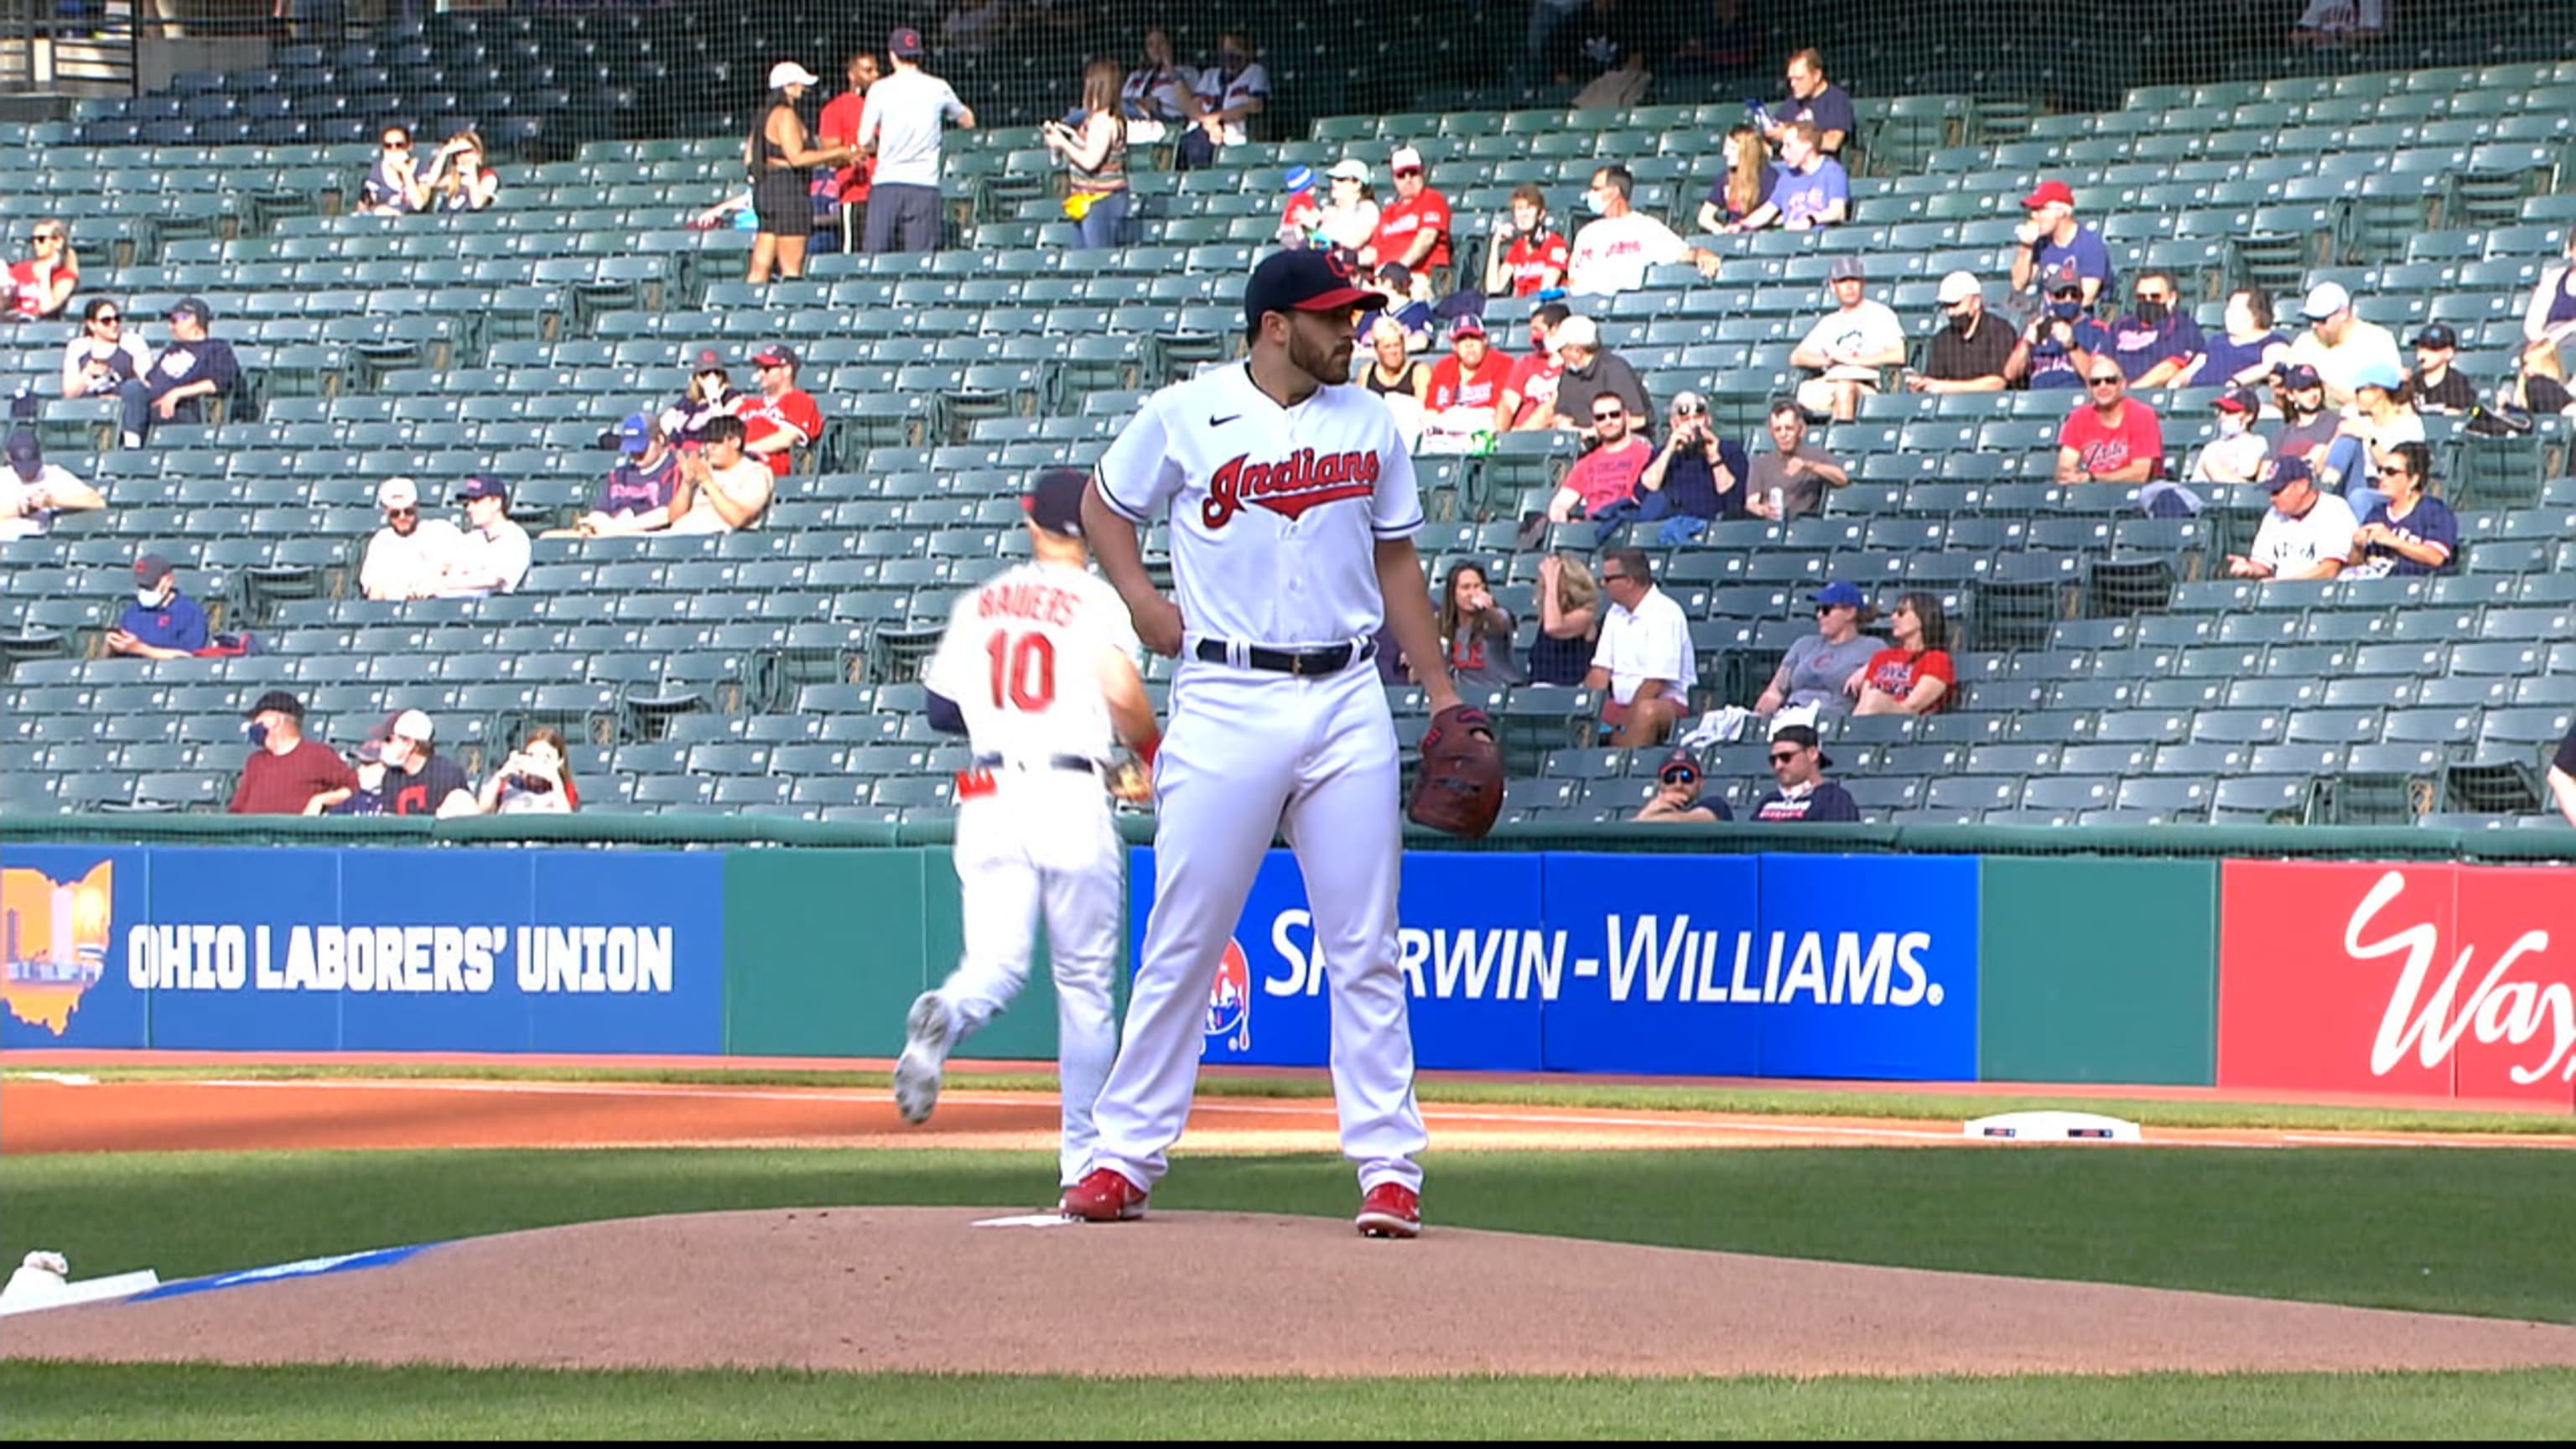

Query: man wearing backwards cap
[[1748, 723, 1862, 823], [2226, 455, 2356, 582], [2283, 280, 2402, 410], [374, 708, 476, 818], [1068, 247, 1460, 1237], [361, 475, 465, 599], [854, 26, 975, 255], [227, 689, 359, 816], [2007, 179, 2113, 308], [896, 468, 1162, 1197], [106, 553, 210, 659]]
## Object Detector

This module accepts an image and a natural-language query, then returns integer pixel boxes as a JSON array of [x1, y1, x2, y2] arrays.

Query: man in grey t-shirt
[[1757, 580, 1881, 719], [855, 27, 976, 254], [1744, 400, 1849, 520]]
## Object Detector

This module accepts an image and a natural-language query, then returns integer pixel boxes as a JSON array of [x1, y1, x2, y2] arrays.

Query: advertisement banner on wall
[[3, 844, 724, 1055], [2217, 860, 2576, 1106], [1129, 848, 1979, 1081]]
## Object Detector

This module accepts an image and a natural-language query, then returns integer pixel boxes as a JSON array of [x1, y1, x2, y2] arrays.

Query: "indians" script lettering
[[1202, 449, 1379, 528]]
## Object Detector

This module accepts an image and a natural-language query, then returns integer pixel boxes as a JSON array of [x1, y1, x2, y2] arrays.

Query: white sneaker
[[892, 992, 953, 1125]]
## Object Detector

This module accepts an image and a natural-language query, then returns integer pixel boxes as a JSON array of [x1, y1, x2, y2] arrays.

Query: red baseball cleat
[[1060, 1167, 1150, 1223], [1354, 1182, 1420, 1239]]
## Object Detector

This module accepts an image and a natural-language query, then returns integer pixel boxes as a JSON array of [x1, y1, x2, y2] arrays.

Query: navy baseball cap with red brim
[[1244, 249, 1376, 332]]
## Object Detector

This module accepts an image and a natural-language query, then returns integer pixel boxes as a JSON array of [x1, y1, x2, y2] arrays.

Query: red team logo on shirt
[[1204, 937, 1252, 1052], [1202, 449, 1380, 528]]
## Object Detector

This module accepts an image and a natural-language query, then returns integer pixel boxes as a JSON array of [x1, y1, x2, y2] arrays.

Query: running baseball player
[[1061, 248, 1469, 1239], [895, 467, 1160, 1199]]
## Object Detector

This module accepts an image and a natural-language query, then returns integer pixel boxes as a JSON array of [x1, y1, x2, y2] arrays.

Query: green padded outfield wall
[[1976, 857, 2220, 1086]]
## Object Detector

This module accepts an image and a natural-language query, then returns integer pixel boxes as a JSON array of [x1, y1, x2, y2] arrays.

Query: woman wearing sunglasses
[[61, 298, 149, 398], [7, 221, 78, 322]]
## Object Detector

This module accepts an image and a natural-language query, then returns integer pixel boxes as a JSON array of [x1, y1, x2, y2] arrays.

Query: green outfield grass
[[7, 1147, 2573, 1322], [8, 1063, 2571, 1135], [8, 1362, 2576, 1440]]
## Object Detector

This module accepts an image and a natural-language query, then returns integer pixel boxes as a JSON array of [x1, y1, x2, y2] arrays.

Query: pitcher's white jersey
[[1093, 362, 1424, 647], [927, 560, 1140, 763]]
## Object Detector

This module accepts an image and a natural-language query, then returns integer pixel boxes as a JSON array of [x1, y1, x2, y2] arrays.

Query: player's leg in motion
[[896, 810, 1040, 1124], [1036, 799, 1124, 1189], [1280, 669, 1426, 1199], [1083, 669, 1296, 1192]]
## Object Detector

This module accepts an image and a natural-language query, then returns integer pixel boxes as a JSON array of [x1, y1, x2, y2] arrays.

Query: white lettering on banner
[[1275, 910, 1571, 1002], [515, 926, 673, 995], [113, 923, 659, 995], [2349, 870, 2574, 1086]]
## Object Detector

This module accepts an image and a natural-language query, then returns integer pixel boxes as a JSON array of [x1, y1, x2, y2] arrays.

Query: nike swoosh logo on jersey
[[1209, 413, 1240, 426]]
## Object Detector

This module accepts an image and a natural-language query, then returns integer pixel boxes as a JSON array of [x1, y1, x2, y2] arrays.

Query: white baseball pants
[[936, 775, 1123, 1188], [1086, 656, 1427, 1195]]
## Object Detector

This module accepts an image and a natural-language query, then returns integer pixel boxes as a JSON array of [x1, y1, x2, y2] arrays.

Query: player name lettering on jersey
[[975, 580, 1080, 627], [1203, 448, 1382, 528]]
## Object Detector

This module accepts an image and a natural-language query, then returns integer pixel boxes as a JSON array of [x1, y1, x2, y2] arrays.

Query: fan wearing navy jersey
[[1749, 724, 1861, 823]]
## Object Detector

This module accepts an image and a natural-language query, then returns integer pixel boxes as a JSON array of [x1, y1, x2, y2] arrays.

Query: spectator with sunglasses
[[1849, 592, 1954, 716], [356, 127, 426, 216], [1633, 746, 1731, 823], [2344, 441, 2455, 579], [1757, 581, 1880, 719], [2054, 365, 2163, 486], [1544, 394, 1653, 524], [2016, 263, 2111, 392], [1749, 724, 1862, 823], [8, 220, 79, 322], [1365, 146, 1453, 285], [1583, 547, 1695, 748], [60, 298, 149, 398], [1596, 390, 1752, 546], [359, 475, 465, 600]]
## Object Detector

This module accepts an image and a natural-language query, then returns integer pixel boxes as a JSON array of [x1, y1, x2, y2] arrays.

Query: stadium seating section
[[3, 42, 2572, 829]]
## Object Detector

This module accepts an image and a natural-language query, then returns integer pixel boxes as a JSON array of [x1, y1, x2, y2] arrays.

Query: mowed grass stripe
[[5, 1148, 2573, 1322], [6, 1363, 2575, 1440]]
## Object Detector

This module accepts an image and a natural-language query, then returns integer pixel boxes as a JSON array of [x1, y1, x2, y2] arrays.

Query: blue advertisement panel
[[337, 850, 538, 1052], [1753, 854, 1981, 1080], [1, 844, 152, 1050], [146, 849, 346, 1051], [525, 851, 723, 1055], [1130, 849, 1549, 1072], [1537, 853, 1766, 1075]]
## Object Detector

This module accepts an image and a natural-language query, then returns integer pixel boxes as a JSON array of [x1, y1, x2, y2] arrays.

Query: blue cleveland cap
[[1025, 467, 1088, 537], [1243, 248, 1376, 333], [454, 473, 509, 501], [2260, 455, 2314, 493], [1812, 580, 1866, 610], [616, 413, 651, 454]]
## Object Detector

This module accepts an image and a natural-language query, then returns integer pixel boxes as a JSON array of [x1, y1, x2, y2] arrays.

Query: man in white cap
[[374, 709, 478, 818], [359, 475, 464, 600], [2284, 281, 2402, 410], [1909, 272, 2012, 394], [1365, 145, 1453, 285], [855, 27, 975, 254]]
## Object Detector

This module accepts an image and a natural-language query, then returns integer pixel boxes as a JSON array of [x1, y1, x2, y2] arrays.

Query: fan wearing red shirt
[[1483, 184, 1570, 299], [1849, 593, 1955, 716], [2054, 365, 2163, 485], [735, 344, 824, 480], [1366, 146, 1453, 275], [816, 53, 882, 243], [1498, 302, 1572, 432]]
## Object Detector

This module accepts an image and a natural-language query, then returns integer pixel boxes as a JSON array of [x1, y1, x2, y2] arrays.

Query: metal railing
[[0, 0, 139, 96]]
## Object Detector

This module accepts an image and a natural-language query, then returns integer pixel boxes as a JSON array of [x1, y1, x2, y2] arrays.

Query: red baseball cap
[[2021, 179, 2075, 210]]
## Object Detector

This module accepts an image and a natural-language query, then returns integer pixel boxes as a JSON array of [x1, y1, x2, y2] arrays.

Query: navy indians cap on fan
[[1024, 466, 1088, 537], [1243, 248, 1377, 333]]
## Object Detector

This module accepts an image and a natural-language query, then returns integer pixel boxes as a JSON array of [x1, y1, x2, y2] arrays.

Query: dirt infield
[[15, 1208, 2576, 1379]]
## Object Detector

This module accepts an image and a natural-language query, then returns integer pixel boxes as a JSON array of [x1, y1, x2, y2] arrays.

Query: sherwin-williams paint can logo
[[1204, 938, 1252, 1053], [1, 861, 113, 1036]]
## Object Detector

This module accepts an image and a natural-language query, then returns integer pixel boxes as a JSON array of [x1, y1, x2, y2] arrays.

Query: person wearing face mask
[[2017, 264, 2111, 391], [2265, 363, 2367, 501], [226, 690, 358, 817], [2185, 387, 2270, 487], [1907, 272, 2012, 394], [2104, 271, 2205, 387], [1179, 31, 1267, 169], [2176, 288, 2290, 392], [360, 475, 465, 600], [1497, 302, 1571, 432], [660, 348, 740, 448], [1565, 165, 1721, 298], [2521, 231, 2576, 368], [105, 553, 208, 660], [373, 709, 478, 818]]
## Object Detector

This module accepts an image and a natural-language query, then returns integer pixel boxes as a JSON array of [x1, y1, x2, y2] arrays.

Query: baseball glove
[[1406, 704, 1504, 839], [1105, 756, 1153, 807]]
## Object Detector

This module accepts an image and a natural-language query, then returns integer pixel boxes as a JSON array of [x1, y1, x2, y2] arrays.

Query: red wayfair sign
[[2218, 861, 2576, 1107]]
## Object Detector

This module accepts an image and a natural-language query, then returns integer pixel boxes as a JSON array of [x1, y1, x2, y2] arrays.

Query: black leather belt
[[971, 753, 1101, 774], [1194, 639, 1375, 676]]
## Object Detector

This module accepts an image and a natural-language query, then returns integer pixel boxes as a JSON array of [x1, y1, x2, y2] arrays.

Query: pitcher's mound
[[16, 1208, 2576, 1378]]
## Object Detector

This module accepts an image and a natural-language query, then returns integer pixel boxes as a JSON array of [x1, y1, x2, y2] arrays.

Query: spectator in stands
[[2018, 264, 2111, 392], [2290, 0, 2387, 46], [1, 430, 102, 541], [439, 475, 532, 597], [2105, 271, 2205, 387], [325, 731, 388, 818], [1566, 165, 1721, 298], [1757, 581, 1880, 719], [738, 344, 823, 479], [1044, 58, 1132, 251], [2548, 719, 2576, 828], [1745, 400, 1848, 521], [2186, 387, 2271, 486], [1546, 314, 1651, 434], [1850, 592, 1954, 716], [1907, 272, 2013, 394], [2511, 339, 2574, 415], [1120, 26, 1201, 142], [1598, 390, 1753, 546], [1360, 263, 1436, 352], [2345, 441, 2455, 579], [668, 414, 774, 534], [422, 131, 499, 213], [2340, 361, 2423, 508], [746, 62, 858, 281], [1419, 315, 1514, 454], [2054, 363, 2163, 486], [1530, 551, 1602, 687], [1722, 122, 1846, 234], [1584, 546, 1694, 748], [106, 553, 207, 660], [1749, 722, 1862, 822], [477, 725, 580, 816], [1487, 185, 1571, 299], [1181, 30, 1267, 169], [550, 415, 680, 539], [227, 690, 357, 817], [1316, 159, 1379, 256], [2403, 324, 2479, 414], [1790, 257, 1906, 422], [1498, 302, 1572, 432], [7, 219, 77, 322], [1367, 146, 1454, 285], [818, 51, 883, 252], [857, 29, 976, 254], [355, 127, 425, 216], [1545, 396, 1653, 524], [375, 709, 477, 818], [1696, 126, 1771, 236], [118, 297, 236, 448], [60, 298, 148, 398], [2225, 456, 2356, 581], [1633, 746, 1731, 823], [360, 475, 463, 600], [2267, 362, 2368, 500], [2178, 288, 2292, 392], [2525, 231, 2576, 367], [662, 348, 741, 448], [1360, 316, 1431, 401], [2008, 179, 2112, 308], [1277, 166, 1323, 249], [2287, 282, 2403, 410], [1438, 562, 1522, 688], [1763, 48, 1854, 158]]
